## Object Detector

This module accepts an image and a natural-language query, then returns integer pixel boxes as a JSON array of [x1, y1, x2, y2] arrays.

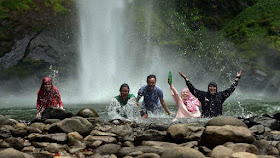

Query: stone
[[253, 139, 279, 155], [224, 143, 259, 155], [96, 144, 121, 155], [41, 107, 73, 120], [0, 148, 35, 158], [118, 146, 164, 157], [77, 108, 99, 118], [0, 115, 14, 126], [206, 116, 247, 127], [0, 127, 11, 139], [230, 152, 258, 158], [161, 147, 206, 158], [200, 125, 256, 149], [49, 117, 93, 136], [210, 145, 233, 158], [5, 137, 25, 150], [84, 135, 117, 144], [166, 124, 205, 143]]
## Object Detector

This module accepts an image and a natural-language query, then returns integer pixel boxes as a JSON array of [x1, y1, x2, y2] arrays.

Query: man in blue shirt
[[137, 74, 172, 118]]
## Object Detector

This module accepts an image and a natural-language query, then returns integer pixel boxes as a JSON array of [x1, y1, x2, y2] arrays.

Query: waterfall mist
[[76, 0, 195, 103]]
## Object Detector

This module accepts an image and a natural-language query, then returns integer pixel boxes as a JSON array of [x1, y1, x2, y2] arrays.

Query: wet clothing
[[115, 94, 136, 107], [186, 80, 238, 117], [138, 85, 163, 115], [36, 77, 63, 113], [109, 94, 137, 118], [170, 85, 201, 118]]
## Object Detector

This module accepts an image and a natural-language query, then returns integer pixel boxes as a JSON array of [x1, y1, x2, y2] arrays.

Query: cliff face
[[0, 0, 279, 94], [0, 0, 78, 83]]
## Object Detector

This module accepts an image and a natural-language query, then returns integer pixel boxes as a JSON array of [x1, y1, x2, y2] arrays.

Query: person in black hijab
[[179, 70, 242, 117]]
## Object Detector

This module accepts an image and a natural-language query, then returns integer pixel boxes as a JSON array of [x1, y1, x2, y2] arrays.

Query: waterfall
[[77, 0, 189, 103]]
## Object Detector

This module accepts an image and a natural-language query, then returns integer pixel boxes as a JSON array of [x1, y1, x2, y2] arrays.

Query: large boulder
[[118, 146, 164, 157], [48, 117, 93, 136], [253, 139, 279, 155], [206, 116, 247, 127], [161, 147, 206, 158], [0, 148, 35, 158], [41, 107, 73, 120], [200, 125, 256, 149], [210, 145, 233, 158], [77, 108, 99, 118], [166, 124, 205, 143], [0, 114, 14, 126]]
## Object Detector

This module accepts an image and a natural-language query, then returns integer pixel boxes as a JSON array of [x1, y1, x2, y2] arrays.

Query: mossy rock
[[77, 108, 99, 118]]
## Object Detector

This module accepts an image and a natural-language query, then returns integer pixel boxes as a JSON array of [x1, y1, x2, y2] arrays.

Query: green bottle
[[168, 71, 172, 84]]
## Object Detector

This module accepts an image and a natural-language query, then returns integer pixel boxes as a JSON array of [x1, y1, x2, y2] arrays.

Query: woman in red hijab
[[36, 77, 64, 118]]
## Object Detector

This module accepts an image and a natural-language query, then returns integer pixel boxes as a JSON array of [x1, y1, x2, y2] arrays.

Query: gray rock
[[5, 137, 25, 150], [84, 135, 117, 144], [0, 127, 11, 139], [0, 33, 37, 71], [161, 147, 206, 158], [0, 148, 35, 158], [206, 116, 247, 127], [210, 145, 233, 158], [27, 133, 67, 143], [135, 129, 166, 146], [77, 108, 99, 118], [224, 142, 259, 155], [10, 128, 28, 137], [253, 139, 279, 155], [166, 124, 205, 143], [200, 125, 256, 149], [43, 143, 69, 153], [135, 153, 160, 158], [96, 144, 121, 155], [0, 115, 14, 126], [118, 146, 164, 157], [250, 125, 265, 135], [41, 107, 72, 120], [44, 119, 61, 124], [48, 117, 93, 136]]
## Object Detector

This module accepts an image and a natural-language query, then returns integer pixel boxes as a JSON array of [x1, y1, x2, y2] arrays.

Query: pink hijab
[[181, 88, 200, 112]]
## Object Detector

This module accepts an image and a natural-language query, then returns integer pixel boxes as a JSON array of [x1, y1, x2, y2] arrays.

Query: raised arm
[[221, 69, 242, 99], [179, 72, 205, 99]]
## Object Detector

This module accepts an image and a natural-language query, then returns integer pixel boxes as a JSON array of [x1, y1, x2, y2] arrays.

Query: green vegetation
[[128, 0, 280, 78], [0, 58, 47, 79]]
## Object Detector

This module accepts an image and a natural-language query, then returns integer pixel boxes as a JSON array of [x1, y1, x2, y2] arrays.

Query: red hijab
[[36, 77, 63, 112]]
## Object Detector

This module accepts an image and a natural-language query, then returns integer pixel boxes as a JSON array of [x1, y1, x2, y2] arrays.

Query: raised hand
[[235, 69, 242, 81], [179, 72, 189, 81]]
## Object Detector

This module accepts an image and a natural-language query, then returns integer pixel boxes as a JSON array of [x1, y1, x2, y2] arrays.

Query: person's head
[[42, 77, 53, 92], [146, 74, 156, 91], [119, 83, 130, 100], [208, 81, 217, 94], [181, 88, 190, 100]]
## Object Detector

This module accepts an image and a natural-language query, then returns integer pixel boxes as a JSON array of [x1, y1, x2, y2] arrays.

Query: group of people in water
[[36, 70, 242, 119]]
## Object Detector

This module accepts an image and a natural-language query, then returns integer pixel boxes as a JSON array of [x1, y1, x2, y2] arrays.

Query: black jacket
[[186, 80, 238, 117]]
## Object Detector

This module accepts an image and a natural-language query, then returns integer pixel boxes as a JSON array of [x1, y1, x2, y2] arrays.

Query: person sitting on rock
[[36, 77, 64, 118], [169, 77, 201, 118], [179, 70, 242, 117], [108, 83, 139, 119]]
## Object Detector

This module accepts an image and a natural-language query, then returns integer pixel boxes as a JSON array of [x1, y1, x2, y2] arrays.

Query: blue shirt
[[138, 85, 163, 111]]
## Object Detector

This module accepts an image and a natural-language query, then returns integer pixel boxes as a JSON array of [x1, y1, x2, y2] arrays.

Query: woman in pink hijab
[[169, 78, 201, 118], [36, 77, 64, 118]]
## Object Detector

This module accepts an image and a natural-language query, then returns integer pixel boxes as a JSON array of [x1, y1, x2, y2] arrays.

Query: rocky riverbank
[[1, 107, 280, 158]]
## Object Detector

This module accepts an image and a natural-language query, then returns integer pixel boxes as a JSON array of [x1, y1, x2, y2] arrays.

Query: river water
[[1, 98, 279, 123]]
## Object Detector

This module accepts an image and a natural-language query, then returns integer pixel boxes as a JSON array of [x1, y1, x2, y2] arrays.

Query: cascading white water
[[77, 0, 191, 103]]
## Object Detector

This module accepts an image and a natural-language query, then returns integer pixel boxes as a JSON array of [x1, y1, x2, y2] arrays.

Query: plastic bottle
[[168, 71, 172, 84]]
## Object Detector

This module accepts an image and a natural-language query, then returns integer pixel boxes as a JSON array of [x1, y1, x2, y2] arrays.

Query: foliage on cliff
[[128, 0, 280, 78]]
